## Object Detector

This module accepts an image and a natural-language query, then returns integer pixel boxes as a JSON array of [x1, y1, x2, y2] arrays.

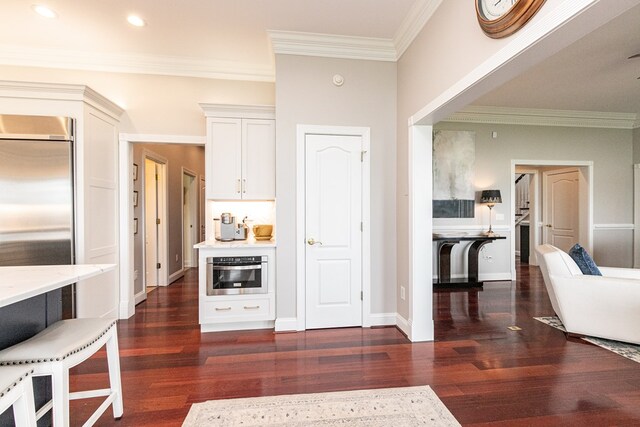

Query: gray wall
[[133, 143, 205, 295], [274, 54, 397, 320]]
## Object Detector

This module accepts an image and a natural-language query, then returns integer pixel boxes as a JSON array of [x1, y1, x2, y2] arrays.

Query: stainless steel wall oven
[[206, 255, 268, 295]]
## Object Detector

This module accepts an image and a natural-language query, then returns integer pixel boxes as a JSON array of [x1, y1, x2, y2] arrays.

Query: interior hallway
[[70, 265, 640, 426]]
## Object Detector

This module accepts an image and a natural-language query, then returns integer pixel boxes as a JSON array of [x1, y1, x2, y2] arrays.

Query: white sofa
[[536, 244, 640, 345]]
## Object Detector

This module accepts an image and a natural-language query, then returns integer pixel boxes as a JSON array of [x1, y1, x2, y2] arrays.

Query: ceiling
[[473, 3, 640, 117], [0, 0, 417, 80], [1, 1, 639, 117]]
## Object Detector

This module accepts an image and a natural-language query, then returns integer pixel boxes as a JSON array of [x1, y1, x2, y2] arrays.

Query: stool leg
[[12, 378, 37, 427], [51, 363, 70, 427], [106, 329, 124, 419]]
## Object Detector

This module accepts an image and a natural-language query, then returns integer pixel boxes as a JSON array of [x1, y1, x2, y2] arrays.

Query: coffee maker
[[215, 213, 248, 241]]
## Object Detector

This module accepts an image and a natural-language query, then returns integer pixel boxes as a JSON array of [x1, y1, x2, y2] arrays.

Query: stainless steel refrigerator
[[0, 114, 75, 426]]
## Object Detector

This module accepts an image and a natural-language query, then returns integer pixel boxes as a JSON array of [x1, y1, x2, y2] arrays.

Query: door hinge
[[360, 291, 363, 301], [361, 150, 367, 162], [156, 263, 161, 269], [360, 222, 363, 232], [155, 173, 158, 181], [156, 218, 161, 225]]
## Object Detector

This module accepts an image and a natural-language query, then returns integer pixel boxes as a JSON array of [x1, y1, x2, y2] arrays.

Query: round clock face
[[479, 0, 518, 20]]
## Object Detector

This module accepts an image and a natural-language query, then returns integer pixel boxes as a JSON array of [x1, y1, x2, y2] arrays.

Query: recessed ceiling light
[[32, 4, 57, 19], [127, 15, 146, 27]]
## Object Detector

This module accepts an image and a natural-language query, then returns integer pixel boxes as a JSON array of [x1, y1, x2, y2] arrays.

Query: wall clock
[[476, 0, 547, 39]]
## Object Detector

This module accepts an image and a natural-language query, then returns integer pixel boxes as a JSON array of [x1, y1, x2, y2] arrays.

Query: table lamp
[[480, 189, 502, 237]]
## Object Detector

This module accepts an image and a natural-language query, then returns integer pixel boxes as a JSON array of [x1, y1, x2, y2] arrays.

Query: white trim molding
[[593, 224, 635, 230], [269, 30, 397, 62], [0, 44, 275, 82], [394, 0, 443, 59], [445, 106, 638, 130], [274, 317, 298, 332], [395, 313, 411, 338], [200, 103, 275, 120], [366, 313, 397, 327]]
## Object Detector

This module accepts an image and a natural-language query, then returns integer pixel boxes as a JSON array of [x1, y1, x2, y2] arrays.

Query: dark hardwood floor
[[70, 263, 640, 426]]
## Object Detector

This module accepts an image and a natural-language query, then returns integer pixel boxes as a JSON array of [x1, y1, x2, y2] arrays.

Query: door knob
[[307, 238, 323, 246], [546, 224, 552, 228]]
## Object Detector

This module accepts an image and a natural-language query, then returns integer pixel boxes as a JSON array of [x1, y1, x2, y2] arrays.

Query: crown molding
[[393, 0, 443, 59], [0, 44, 275, 83], [200, 103, 275, 120], [444, 106, 638, 129], [268, 30, 396, 62], [0, 79, 124, 117]]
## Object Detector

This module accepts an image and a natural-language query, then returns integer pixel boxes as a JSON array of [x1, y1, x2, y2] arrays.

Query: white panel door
[[305, 134, 362, 329], [208, 118, 242, 199], [144, 159, 159, 288], [544, 170, 579, 252], [242, 119, 275, 199]]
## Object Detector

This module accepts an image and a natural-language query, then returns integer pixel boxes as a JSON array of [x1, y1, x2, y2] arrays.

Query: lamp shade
[[480, 189, 502, 204]]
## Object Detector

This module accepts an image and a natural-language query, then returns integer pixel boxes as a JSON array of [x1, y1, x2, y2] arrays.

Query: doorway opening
[[511, 160, 593, 278]]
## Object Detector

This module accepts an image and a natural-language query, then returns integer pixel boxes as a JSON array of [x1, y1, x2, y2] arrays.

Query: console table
[[433, 235, 506, 287]]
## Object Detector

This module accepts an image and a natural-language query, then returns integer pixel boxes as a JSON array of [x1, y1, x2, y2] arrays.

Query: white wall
[[274, 54, 397, 322]]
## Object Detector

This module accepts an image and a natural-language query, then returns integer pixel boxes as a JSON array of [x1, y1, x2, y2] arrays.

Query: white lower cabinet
[[202, 297, 271, 322], [197, 244, 276, 332]]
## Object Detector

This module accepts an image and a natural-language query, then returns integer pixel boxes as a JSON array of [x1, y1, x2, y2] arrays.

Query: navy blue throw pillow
[[568, 244, 602, 276]]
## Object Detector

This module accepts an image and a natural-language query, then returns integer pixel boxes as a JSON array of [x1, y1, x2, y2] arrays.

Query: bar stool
[[0, 366, 37, 427], [0, 318, 123, 427]]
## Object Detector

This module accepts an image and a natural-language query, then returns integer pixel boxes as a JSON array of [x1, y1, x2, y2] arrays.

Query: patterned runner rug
[[183, 385, 460, 426], [535, 316, 640, 363]]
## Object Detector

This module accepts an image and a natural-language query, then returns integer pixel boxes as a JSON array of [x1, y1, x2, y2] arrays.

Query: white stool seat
[[0, 318, 116, 364], [0, 318, 123, 427], [0, 366, 37, 426]]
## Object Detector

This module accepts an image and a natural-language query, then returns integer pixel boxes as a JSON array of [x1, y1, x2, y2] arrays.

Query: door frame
[[142, 150, 169, 289], [181, 167, 198, 268], [295, 125, 371, 331], [510, 159, 593, 279]]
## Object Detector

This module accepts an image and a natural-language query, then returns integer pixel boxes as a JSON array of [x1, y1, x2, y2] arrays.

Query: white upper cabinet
[[242, 119, 275, 199], [201, 104, 275, 200]]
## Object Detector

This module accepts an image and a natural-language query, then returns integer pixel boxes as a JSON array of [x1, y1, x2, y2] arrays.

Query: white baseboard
[[275, 317, 298, 332], [134, 290, 146, 305], [119, 299, 134, 319], [168, 269, 185, 285], [201, 320, 275, 333], [396, 313, 411, 337], [365, 312, 397, 327]]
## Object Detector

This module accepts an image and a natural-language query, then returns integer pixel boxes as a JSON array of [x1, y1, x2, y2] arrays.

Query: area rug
[[182, 385, 460, 426], [534, 316, 640, 363]]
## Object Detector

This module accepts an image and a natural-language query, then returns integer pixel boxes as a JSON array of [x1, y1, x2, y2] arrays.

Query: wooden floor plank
[[69, 263, 640, 426]]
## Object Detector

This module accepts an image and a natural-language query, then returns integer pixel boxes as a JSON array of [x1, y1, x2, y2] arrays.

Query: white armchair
[[535, 244, 640, 345]]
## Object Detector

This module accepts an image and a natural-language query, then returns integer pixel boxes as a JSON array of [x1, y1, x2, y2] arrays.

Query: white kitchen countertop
[[0, 264, 115, 308], [194, 239, 276, 249]]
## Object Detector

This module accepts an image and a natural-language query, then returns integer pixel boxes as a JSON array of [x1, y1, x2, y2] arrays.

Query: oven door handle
[[211, 264, 262, 271]]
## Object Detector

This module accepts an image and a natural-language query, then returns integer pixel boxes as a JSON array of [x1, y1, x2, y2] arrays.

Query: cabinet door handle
[[236, 179, 241, 194], [244, 305, 260, 310], [215, 306, 232, 311], [242, 179, 247, 194]]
